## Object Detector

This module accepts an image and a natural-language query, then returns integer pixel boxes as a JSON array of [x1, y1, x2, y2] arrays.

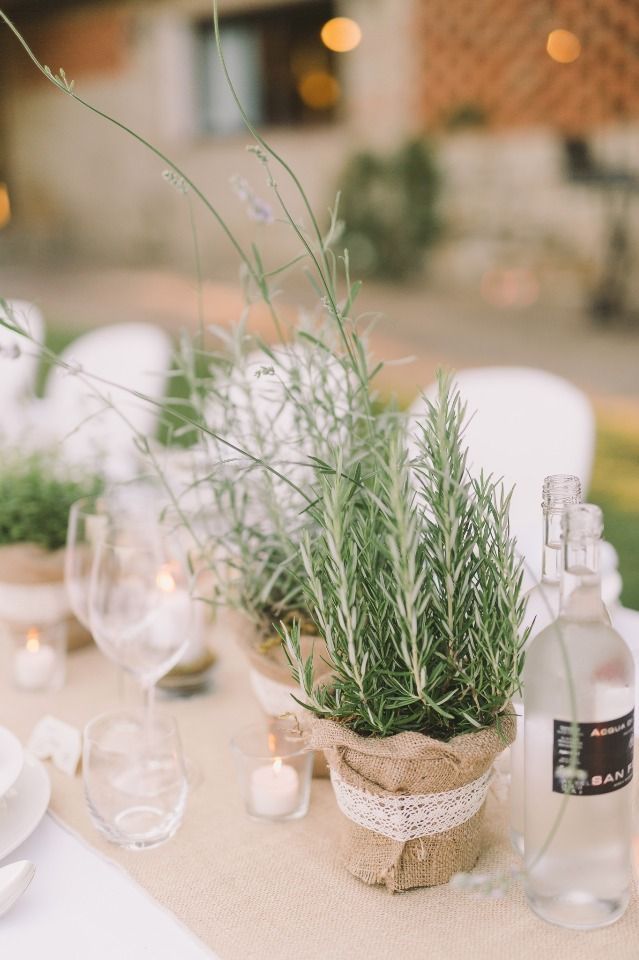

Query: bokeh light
[[320, 17, 362, 54], [480, 267, 540, 308], [0, 183, 11, 229], [546, 29, 581, 64], [298, 71, 341, 110]]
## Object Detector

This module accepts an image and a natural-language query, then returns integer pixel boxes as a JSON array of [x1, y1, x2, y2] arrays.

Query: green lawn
[[590, 412, 639, 610], [38, 328, 639, 608]]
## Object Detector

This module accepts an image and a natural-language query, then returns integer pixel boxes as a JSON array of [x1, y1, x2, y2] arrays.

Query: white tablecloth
[[1, 815, 216, 959]]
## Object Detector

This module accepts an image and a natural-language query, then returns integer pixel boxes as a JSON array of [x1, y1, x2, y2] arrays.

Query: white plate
[[0, 753, 50, 861], [0, 728, 24, 800]]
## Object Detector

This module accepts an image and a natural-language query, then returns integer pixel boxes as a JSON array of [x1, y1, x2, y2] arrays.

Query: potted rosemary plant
[[284, 374, 526, 891], [0, 451, 103, 650]]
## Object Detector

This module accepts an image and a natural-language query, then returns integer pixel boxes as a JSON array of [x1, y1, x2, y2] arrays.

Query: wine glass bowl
[[65, 494, 110, 630], [89, 531, 192, 691]]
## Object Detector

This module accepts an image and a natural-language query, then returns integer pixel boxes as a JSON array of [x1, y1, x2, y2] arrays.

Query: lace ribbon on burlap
[[329, 767, 492, 842]]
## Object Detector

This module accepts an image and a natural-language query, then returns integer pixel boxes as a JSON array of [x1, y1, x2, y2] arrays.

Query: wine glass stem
[[143, 682, 155, 732], [116, 667, 126, 705]]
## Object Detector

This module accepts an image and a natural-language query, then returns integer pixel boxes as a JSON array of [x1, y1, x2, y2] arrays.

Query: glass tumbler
[[230, 719, 313, 822], [83, 709, 188, 850]]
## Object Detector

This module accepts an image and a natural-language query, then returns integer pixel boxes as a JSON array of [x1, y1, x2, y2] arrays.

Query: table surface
[[1, 606, 639, 960], [3, 815, 216, 960]]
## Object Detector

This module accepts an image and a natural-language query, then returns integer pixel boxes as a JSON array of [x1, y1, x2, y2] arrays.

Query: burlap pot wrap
[[236, 615, 332, 777], [312, 710, 515, 892], [0, 543, 91, 651]]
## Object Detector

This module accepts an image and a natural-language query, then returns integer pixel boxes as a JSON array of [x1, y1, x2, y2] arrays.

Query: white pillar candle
[[14, 629, 58, 691], [250, 757, 299, 817], [153, 566, 192, 654]]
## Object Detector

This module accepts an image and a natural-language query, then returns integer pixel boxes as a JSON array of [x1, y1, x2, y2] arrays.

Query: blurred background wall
[[1, 0, 638, 316], [0, 0, 416, 272]]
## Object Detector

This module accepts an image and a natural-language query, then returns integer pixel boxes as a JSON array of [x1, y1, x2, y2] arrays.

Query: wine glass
[[65, 494, 109, 631], [66, 483, 168, 630], [66, 492, 153, 703], [88, 526, 192, 722]]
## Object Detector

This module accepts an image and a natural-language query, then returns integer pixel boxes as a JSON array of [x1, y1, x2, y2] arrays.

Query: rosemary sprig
[[284, 372, 526, 739]]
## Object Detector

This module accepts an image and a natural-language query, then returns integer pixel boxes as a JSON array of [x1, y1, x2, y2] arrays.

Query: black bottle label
[[552, 709, 634, 796]]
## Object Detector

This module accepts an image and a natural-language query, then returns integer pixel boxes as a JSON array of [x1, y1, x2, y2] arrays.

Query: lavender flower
[[230, 175, 274, 225]]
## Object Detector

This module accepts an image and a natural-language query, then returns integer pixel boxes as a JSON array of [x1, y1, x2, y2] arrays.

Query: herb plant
[[0, 452, 103, 552], [284, 372, 527, 740], [156, 325, 373, 633]]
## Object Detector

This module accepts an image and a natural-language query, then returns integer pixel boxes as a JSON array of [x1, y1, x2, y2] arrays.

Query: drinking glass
[[89, 527, 192, 720], [66, 484, 167, 630], [65, 494, 110, 630], [83, 709, 188, 849]]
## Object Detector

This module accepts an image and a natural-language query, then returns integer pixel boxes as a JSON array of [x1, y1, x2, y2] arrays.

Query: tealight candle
[[13, 627, 63, 692], [250, 757, 300, 817], [153, 565, 192, 655], [231, 720, 312, 821]]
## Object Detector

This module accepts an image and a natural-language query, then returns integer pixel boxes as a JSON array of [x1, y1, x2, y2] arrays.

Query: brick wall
[[415, 0, 639, 132]]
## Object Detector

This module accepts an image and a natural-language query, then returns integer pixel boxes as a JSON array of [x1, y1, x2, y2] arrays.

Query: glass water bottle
[[510, 475, 582, 854], [523, 504, 634, 929]]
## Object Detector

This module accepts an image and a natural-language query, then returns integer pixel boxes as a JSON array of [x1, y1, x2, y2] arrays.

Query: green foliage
[[153, 324, 374, 632], [590, 417, 639, 609], [337, 138, 441, 281], [0, 452, 103, 551], [35, 327, 76, 396], [445, 102, 488, 130], [284, 373, 526, 740]]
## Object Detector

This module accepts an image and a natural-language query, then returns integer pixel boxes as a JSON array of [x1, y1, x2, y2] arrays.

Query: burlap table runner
[[1, 619, 638, 960]]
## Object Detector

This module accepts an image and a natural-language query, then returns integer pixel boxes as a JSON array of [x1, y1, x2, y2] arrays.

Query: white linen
[[0, 814, 216, 959]]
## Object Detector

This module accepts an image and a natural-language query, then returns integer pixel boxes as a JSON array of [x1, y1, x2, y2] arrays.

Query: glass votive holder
[[11, 621, 66, 693], [230, 718, 313, 822]]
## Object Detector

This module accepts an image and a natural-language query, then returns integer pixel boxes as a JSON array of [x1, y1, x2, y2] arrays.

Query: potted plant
[[160, 329, 369, 728], [284, 374, 526, 891], [0, 451, 103, 650]]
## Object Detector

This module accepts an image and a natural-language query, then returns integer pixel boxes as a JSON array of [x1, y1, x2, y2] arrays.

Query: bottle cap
[[561, 503, 604, 541], [542, 474, 581, 510]]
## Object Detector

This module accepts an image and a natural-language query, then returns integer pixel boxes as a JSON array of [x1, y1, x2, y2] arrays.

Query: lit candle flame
[[26, 628, 41, 653], [268, 732, 277, 755], [156, 565, 176, 593], [273, 757, 283, 774]]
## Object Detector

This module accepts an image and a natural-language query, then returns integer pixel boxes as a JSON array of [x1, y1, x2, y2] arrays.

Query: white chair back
[[409, 367, 596, 584], [44, 322, 173, 480], [0, 300, 44, 430]]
